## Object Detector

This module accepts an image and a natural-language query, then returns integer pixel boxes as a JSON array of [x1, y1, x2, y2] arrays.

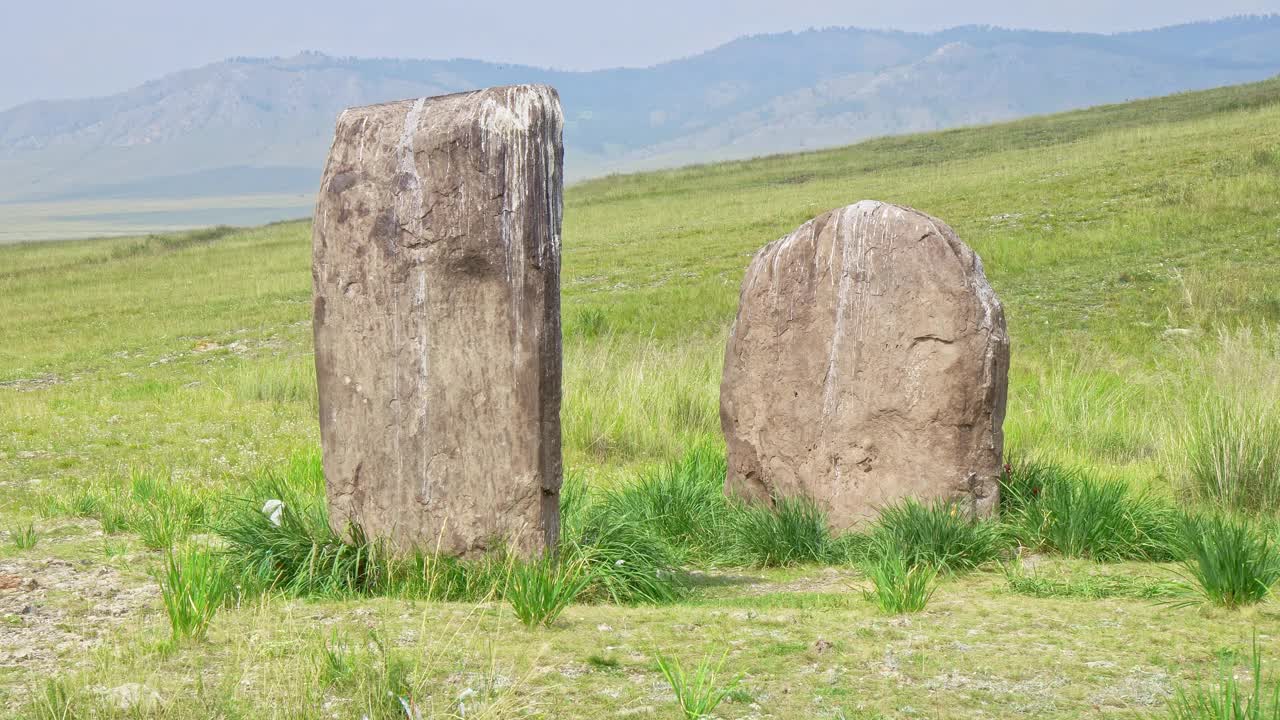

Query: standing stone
[[720, 201, 1009, 527], [312, 85, 563, 556]]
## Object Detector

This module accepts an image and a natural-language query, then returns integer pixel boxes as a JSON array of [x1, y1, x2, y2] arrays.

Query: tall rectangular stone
[[312, 85, 563, 556]]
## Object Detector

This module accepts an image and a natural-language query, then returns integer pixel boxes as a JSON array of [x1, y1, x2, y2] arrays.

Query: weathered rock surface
[[312, 85, 564, 556], [720, 200, 1009, 527]]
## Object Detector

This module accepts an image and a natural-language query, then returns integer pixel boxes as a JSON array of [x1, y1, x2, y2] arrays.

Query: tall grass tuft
[[316, 630, 414, 720], [133, 501, 197, 550], [561, 473, 686, 605], [861, 541, 938, 614], [871, 499, 1008, 572], [562, 337, 720, 463], [1175, 513, 1280, 609], [1001, 460, 1179, 561], [22, 678, 77, 720], [505, 553, 593, 628], [733, 496, 832, 567], [158, 545, 231, 641], [97, 498, 132, 535], [128, 470, 208, 550], [599, 444, 733, 565], [214, 451, 682, 606], [10, 523, 38, 550], [1183, 397, 1280, 515], [215, 467, 386, 598], [1165, 635, 1280, 719], [569, 307, 609, 339], [1171, 327, 1280, 515], [655, 650, 739, 720]]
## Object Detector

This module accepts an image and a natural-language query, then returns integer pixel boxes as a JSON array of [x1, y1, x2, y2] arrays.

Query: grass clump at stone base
[[597, 444, 736, 565], [869, 498, 1009, 572], [211, 450, 687, 607], [1000, 459, 1181, 561], [732, 496, 834, 567], [594, 444, 843, 569], [560, 473, 687, 605]]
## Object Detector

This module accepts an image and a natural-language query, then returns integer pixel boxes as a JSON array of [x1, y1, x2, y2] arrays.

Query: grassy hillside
[[2, 78, 1280, 718]]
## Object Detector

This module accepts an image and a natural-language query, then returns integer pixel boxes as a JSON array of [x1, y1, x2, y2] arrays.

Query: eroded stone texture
[[720, 201, 1009, 527], [312, 85, 563, 556]]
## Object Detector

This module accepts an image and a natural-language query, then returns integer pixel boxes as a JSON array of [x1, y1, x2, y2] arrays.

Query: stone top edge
[[337, 84, 561, 115]]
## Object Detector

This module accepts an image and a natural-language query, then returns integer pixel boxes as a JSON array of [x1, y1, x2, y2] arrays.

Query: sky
[[3, 0, 1278, 110]]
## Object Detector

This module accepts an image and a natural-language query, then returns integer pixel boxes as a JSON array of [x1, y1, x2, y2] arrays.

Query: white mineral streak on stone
[[541, 94, 564, 268], [415, 267, 431, 502], [396, 98, 427, 234], [480, 89, 537, 348], [971, 252, 1003, 449], [392, 97, 426, 499], [824, 205, 856, 415], [474, 85, 563, 366], [357, 117, 368, 163]]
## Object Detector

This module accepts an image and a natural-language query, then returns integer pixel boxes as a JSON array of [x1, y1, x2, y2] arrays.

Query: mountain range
[[2, 16, 1280, 206]]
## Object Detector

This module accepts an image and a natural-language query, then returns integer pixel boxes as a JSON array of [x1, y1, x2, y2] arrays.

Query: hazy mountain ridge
[[2, 16, 1279, 203]]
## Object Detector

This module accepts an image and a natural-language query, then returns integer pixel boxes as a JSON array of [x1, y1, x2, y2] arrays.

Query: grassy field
[[3, 77, 1280, 718]]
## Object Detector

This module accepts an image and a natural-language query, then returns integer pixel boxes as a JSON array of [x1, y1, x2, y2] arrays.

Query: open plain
[[2, 77, 1280, 719]]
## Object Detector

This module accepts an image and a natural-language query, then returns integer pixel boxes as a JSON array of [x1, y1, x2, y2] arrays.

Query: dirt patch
[[738, 568, 865, 596], [0, 555, 159, 702], [0, 374, 63, 392]]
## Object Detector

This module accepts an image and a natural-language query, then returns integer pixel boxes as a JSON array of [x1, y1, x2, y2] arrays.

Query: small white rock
[[261, 499, 284, 526]]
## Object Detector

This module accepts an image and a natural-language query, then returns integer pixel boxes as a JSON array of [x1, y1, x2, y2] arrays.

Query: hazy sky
[[3, 0, 1278, 110]]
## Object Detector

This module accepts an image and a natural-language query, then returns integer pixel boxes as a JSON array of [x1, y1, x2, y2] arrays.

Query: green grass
[[597, 443, 733, 564], [1180, 331, 1280, 514], [8, 523, 38, 550], [4, 76, 1280, 717], [860, 542, 938, 614], [1001, 460, 1181, 561], [655, 650, 739, 720], [1176, 513, 1280, 609], [1166, 636, 1280, 720], [158, 545, 231, 642], [21, 679, 76, 720], [560, 487, 687, 604], [870, 499, 1008, 572], [505, 554, 593, 628], [1002, 563, 1184, 600], [732, 497, 833, 568], [214, 459, 387, 599], [317, 630, 415, 720], [210, 451, 684, 606]]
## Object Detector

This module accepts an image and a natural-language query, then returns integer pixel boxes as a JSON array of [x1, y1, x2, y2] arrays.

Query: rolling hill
[[1, 15, 1279, 213]]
